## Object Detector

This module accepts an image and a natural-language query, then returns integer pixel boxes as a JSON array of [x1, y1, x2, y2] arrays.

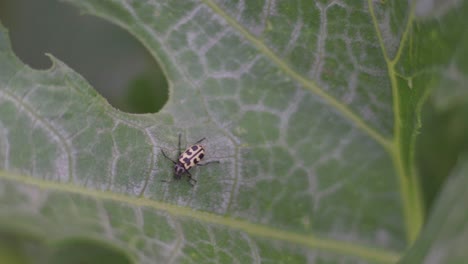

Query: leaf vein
[[0, 170, 401, 264], [202, 0, 393, 151]]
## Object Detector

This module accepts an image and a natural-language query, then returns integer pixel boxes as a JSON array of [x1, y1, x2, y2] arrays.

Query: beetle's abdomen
[[179, 144, 205, 170]]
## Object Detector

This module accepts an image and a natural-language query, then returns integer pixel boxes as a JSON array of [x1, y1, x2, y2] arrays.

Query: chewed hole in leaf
[[0, 0, 168, 114]]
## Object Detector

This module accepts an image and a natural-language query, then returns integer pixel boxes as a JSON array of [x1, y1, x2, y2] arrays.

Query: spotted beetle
[[161, 134, 219, 186]]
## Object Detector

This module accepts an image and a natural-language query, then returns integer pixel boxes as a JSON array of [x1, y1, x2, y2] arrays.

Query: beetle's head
[[174, 163, 185, 177]]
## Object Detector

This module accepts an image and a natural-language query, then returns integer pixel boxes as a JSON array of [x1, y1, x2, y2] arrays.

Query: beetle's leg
[[194, 137, 206, 145], [197, 160, 220, 166], [186, 175, 197, 186], [180, 167, 196, 186], [161, 150, 177, 164], [182, 167, 193, 176]]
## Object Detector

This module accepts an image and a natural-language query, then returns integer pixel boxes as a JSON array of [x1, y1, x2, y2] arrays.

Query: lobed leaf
[[0, 0, 467, 263]]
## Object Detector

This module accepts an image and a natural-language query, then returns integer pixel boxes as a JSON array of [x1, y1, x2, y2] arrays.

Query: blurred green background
[[0, 0, 168, 114]]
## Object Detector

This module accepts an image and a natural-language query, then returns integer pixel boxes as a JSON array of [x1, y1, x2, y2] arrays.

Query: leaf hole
[[0, 0, 168, 113]]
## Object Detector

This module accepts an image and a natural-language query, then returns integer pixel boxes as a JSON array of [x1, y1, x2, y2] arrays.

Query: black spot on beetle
[[183, 157, 191, 164], [199, 153, 204, 159], [186, 150, 192, 155], [191, 145, 199, 151], [194, 158, 200, 164]]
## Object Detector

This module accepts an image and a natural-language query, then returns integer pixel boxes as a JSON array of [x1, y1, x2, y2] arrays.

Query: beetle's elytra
[[161, 134, 219, 186]]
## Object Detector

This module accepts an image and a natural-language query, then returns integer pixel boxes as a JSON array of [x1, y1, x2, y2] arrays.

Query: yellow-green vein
[[202, 0, 393, 152], [390, 1, 416, 65], [0, 170, 400, 264], [367, 0, 423, 243]]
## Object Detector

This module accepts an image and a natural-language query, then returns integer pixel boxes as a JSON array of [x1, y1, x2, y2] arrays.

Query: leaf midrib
[[0, 170, 400, 263], [367, 0, 423, 243]]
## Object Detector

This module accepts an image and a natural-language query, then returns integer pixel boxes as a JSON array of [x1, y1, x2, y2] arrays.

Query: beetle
[[161, 134, 219, 186]]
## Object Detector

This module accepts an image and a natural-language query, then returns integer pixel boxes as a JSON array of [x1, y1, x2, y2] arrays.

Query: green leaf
[[399, 155, 468, 263], [0, 0, 466, 263]]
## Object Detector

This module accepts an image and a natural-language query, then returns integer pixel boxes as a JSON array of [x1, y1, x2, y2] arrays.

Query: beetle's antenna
[[161, 150, 177, 164]]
